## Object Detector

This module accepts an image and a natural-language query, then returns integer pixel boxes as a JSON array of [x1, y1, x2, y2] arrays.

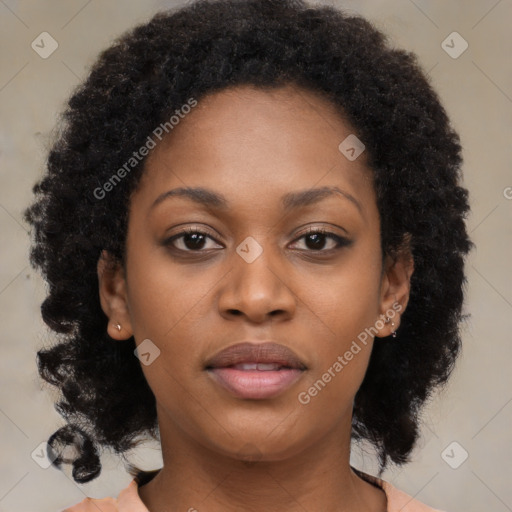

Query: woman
[[24, 0, 472, 510]]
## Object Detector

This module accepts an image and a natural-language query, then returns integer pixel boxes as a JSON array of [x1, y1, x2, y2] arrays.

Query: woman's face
[[99, 84, 410, 461]]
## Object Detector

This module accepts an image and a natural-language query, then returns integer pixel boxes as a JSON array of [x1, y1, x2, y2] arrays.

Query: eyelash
[[164, 226, 351, 255]]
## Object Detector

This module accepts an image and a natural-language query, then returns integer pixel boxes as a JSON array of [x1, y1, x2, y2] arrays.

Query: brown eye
[[290, 228, 352, 252], [165, 228, 222, 252]]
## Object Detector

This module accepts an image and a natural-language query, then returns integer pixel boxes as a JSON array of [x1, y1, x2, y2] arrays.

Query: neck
[[137, 410, 387, 512]]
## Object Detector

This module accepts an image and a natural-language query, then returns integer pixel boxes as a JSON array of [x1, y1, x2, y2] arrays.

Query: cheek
[[295, 274, 378, 418], [124, 247, 226, 398], [299, 249, 383, 340], [125, 245, 215, 339], [293, 246, 382, 408]]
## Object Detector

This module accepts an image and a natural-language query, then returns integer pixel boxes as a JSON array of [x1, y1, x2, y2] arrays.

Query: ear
[[375, 236, 414, 338], [97, 250, 133, 340]]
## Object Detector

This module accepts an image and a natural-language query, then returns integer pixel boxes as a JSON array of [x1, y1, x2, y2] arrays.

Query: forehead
[[137, 84, 375, 214]]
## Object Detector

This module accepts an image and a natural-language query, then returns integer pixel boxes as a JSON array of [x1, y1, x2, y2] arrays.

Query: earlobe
[[376, 241, 414, 338], [97, 250, 133, 340]]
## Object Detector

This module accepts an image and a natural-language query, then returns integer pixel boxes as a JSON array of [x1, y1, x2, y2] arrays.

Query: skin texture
[[98, 84, 413, 512]]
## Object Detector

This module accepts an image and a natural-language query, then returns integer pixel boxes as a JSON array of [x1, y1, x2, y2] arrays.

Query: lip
[[205, 342, 307, 400]]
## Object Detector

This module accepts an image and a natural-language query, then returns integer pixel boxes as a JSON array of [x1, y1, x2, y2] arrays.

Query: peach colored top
[[60, 474, 446, 512]]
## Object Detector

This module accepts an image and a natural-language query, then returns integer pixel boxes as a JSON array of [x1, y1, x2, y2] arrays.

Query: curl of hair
[[47, 424, 101, 483], [24, 0, 472, 482]]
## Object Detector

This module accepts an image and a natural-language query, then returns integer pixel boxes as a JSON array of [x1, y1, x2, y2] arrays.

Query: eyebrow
[[150, 185, 363, 216]]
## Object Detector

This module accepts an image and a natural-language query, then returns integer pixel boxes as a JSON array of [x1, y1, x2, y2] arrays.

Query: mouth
[[205, 342, 307, 400]]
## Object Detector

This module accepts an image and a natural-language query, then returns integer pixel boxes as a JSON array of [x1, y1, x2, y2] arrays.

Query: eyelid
[[165, 225, 223, 245], [167, 224, 220, 239], [293, 225, 347, 238]]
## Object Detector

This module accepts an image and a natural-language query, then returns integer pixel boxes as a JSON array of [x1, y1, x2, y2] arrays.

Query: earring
[[115, 323, 121, 332], [385, 317, 398, 338]]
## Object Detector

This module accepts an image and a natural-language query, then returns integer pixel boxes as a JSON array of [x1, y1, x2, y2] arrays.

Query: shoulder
[[353, 469, 446, 512], [59, 479, 146, 512], [381, 479, 446, 512], [60, 496, 117, 512]]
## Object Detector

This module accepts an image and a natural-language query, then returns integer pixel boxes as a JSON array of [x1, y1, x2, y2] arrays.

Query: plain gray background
[[0, 1, 511, 511]]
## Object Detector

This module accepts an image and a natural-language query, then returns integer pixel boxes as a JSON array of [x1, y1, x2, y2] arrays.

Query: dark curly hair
[[24, 0, 472, 484]]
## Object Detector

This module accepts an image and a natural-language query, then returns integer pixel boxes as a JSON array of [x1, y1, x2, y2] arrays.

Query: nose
[[217, 243, 296, 324]]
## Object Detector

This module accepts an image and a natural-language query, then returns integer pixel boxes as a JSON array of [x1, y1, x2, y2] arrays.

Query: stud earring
[[115, 323, 121, 332]]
